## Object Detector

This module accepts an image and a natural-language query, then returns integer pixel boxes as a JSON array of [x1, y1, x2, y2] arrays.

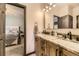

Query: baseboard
[[5, 44, 17, 47], [25, 51, 35, 56]]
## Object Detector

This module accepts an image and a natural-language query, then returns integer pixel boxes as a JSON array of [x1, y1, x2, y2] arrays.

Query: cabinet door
[[46, 42, 50, 56], [47, 42, 58, 56], [40, 39, 46, 56], [0, 3, 5, 56], [35, 37, 41, 56], [62, 49, 78, 56]]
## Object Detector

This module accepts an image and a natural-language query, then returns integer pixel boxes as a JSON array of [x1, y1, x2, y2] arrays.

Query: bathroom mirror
[[53, 15, 73, 29], [44, 3, 79, 29], [76, 15, 79, 28]]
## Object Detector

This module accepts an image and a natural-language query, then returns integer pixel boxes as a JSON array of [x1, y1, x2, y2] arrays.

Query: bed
[[5, 26, 19, 46]]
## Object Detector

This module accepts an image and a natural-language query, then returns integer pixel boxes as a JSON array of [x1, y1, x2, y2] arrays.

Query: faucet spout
[[67, 31, 72, 40]]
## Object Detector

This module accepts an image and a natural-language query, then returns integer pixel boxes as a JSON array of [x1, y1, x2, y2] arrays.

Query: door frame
[[6, 3, 26, 56]]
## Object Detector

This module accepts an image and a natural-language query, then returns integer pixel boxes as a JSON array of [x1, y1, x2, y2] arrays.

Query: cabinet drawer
[[63, 49, 77, 56]]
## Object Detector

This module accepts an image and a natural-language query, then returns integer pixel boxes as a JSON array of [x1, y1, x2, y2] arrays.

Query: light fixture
[[53, 4, 56, 7], [42, 3, 56, 12], [46, 10, 48, 12], [46, 6, 48, 9], [49, 3, 52, 6], [43, 8, 45, 11], [49, 7, 52, 10]]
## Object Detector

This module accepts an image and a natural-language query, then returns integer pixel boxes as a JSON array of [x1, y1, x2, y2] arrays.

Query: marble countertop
[[36, 33, 79, 55]]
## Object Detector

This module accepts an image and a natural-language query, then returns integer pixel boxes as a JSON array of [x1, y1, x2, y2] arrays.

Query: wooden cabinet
[[35, 36, 41, 56], [62, 49, 78, 56], [46, 41, 59, 56], [35, 35, 79, 56], [35, 36, 60, 56], [40, 39, 46, 56], [0, 4, 5, 56], [0, 40, 4, 56], [0, 4, 5, 11]]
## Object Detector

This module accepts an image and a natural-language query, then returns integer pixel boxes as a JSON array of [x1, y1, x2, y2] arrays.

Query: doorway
[[5, 3, 26, 56]]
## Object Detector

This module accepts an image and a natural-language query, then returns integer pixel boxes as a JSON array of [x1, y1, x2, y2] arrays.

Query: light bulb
[[53, 4, 56, 7], [46, 10, 48, 12], [46, 6, 48, 9], [43, 8, 45, 11], [49, 3, 52, 6], [49, 7, 52, 10]]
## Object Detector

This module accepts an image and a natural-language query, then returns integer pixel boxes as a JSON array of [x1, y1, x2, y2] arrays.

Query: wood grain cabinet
[[35, 36, 60, 56], [0, 40, 4, 56], [35, 36, 79, 56], [0, 3, 5, 56], [35, 36, 41, 56], [62, 49, 79, 56], [46, 41, 59, 56], [40, 39, 46, 56]]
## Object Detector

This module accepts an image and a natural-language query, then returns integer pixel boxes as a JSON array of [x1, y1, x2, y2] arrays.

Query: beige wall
[[22, 3, 44, 54]]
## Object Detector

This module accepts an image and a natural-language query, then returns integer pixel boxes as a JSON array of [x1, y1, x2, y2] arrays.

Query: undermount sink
[[62, 38, 79, 43], [55, 35, 79, 44]]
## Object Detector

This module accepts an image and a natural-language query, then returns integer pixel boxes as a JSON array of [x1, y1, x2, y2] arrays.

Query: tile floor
[[5, 37, 36, 56], [5, 37, 24, 56], [5, 44, 24, 56]]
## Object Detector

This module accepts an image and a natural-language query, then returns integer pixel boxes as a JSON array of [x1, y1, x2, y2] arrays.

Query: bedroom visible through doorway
[[5, 4, 25, 56]]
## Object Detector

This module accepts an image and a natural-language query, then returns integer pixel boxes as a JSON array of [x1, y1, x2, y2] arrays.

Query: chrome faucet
[[67, 31, 72, 40]]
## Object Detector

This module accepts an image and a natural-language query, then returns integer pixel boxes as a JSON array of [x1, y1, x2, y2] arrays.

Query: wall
[[45, 5, 70, 29], [44, 3, 79, 35], [23, 3, 44, 54], [6, 3, 44, 54], [6, 4, 24, 32], [45, 4, 79, 30]]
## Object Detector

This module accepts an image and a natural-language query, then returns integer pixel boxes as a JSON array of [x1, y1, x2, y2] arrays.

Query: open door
[[0, 3, 5, 56]]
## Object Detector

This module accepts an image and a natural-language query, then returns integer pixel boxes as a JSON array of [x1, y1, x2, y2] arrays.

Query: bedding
[[5, 26, 19, 46]]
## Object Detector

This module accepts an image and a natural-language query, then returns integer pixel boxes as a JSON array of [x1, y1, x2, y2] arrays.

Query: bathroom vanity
[[35, 33, 79, 56]]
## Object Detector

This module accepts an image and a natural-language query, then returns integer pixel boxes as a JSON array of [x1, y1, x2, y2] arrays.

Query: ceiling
[[55, 3, 79, 8]]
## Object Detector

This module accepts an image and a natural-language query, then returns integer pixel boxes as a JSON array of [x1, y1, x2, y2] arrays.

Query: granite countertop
[[36, 33, 79, 55]]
